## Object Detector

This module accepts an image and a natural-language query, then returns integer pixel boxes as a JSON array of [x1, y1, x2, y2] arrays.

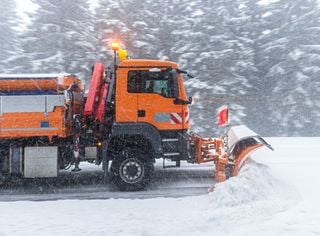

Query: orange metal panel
[[0, 75, 83, 93], [177, 73, 190, 130], [0, 79, 58, 91], [118, 59, 179, 68], [115, 68, 138, 122], [0, 74, 83, 140], [137, 93, 182, 130], [0, 107, 70, 139], [231, 143, 264, 176]]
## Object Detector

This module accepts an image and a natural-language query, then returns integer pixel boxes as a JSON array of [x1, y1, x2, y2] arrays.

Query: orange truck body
[[0, 74, 83, 139], [0, 74, 83, 92]]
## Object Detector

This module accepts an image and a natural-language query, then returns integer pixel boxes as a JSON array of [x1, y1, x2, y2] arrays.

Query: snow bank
[[191, 161, 298, 236], [209, 161, 296, 208], [1, 138, 320, 236]]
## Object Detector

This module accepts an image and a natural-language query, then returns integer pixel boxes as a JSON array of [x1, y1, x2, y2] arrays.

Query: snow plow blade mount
[[226, 125, 273, 178], [191, 125, 272, 183]]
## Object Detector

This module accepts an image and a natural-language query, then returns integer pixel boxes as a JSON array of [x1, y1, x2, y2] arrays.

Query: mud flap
[[226, 125, 273, 178]]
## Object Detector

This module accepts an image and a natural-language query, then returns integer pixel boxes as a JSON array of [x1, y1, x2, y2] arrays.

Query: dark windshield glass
[[127, 69, 178, 98]]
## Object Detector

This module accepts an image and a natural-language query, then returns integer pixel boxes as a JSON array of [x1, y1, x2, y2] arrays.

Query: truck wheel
[[110, 148, 154, 191]]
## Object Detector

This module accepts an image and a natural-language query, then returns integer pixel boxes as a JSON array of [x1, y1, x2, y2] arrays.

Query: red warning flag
[[217, 105, 229, 127]]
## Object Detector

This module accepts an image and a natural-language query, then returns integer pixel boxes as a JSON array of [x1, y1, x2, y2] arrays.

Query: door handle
[[138, 110, 146, 117]]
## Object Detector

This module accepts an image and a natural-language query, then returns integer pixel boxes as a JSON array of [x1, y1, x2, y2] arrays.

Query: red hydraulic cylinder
[[96, 83, 108, 123], [84, 62, 105, 117]]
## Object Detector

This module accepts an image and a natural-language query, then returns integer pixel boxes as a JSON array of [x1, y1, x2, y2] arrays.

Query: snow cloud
[[14, 0, 39, 32]]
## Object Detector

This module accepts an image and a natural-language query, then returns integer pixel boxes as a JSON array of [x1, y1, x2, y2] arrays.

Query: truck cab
[[103, 59, 194, 190], [115, 59, 190, 131]]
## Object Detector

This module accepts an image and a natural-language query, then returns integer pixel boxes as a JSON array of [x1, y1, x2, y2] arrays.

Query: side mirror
[[177, 69, 195, 79], [174, 97, 193, 105]]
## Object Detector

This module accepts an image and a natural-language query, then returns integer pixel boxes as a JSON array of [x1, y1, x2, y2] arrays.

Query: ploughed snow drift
[[209, 161, 295, 208]]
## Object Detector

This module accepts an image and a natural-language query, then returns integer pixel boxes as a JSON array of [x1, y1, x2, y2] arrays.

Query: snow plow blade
[[191, 125, 272, 184], [226, 125, 273, 178]]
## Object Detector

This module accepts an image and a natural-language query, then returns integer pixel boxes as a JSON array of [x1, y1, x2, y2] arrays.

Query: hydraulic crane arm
[[84, 62, 109, 123]]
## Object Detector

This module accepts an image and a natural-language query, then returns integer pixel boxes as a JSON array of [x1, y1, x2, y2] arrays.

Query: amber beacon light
[[111, 42, 120, 51]]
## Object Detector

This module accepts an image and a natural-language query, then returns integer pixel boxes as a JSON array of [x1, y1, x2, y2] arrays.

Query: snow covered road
[[0, 138, 319, 236], [0, 162, 214, 201]]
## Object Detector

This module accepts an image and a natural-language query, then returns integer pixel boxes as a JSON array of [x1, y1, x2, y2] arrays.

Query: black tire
[[110, 148, 154, 191]]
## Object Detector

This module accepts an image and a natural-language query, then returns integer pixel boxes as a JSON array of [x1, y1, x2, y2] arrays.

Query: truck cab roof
[[118, 59, 178, 69]]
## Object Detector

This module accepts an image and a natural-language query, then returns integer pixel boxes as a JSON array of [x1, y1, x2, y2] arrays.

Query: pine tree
[[0, 0, 19, 72], [10, 0, 97, 81], [258, 0, 320, 135]]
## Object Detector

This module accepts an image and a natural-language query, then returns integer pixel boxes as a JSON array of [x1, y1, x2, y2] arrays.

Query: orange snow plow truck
[[0, 44, 272, 191]]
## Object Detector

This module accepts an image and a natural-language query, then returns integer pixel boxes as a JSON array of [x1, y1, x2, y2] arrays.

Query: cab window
[[127, 69, 178, 98]]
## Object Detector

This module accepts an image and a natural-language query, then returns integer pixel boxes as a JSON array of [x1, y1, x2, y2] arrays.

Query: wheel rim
[[119, 158, 144, 184]]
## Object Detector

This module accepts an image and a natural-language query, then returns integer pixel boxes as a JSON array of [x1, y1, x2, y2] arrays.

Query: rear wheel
[[111, 148, 154, 191]]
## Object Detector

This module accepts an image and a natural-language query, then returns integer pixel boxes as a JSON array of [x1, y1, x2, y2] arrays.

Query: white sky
[[257, 0, 280, 6], [88, 0, 100, 13], [14, 0, 39, 32], [13, 0, 100, 32]]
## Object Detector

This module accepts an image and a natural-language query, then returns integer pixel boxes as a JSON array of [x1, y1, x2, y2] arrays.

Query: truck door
[[127, 69, 184, 131], [115, 68, 138, 122]]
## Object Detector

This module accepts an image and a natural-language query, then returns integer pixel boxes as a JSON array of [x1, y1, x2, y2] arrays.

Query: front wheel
[[110, 149, 154, 191]]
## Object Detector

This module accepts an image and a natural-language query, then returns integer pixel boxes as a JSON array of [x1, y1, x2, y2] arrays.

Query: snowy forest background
[[0, 0, 320, 136]]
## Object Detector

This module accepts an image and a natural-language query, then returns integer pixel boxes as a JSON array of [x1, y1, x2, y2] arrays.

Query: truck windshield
[[127, 69, 178, 98]]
